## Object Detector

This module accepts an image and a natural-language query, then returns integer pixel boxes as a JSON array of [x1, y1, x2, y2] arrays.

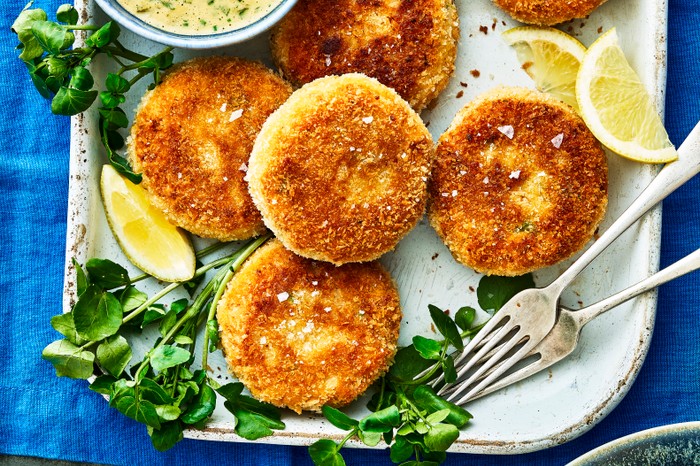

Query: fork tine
[[437, 319, 518, 396], [466, 353, 548, 402], [438, 333, 528, 397], [452, 313, 511, 367], [443, 325, 528, 402], [449, 338, 543, 405]]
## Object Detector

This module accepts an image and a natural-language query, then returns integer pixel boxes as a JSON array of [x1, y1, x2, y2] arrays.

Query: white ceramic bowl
[[93, 0, 297, 49]]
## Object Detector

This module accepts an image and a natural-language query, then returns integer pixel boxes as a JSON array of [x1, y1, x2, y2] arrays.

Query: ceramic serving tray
[[64, 0, 667, 454]]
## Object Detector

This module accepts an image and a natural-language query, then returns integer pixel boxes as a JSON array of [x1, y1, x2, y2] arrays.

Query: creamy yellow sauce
[[117, 0, 282, 35]]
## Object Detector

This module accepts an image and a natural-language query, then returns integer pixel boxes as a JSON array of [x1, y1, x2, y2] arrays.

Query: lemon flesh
[[576, 28, 677, 163], [502, 26, 586, 111], [100, 164, 196, 282]]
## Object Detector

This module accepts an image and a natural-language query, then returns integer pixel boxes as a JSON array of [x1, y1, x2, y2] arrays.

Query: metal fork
[[437, 120, 700, 404], [442, 244, 700, 404]]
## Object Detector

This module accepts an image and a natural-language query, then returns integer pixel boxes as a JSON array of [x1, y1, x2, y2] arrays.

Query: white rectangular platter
[[65, 0, 667, 455]]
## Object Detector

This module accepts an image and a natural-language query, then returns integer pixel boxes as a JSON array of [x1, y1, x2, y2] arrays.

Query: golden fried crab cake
[[247, 73, 434, 265], [493, 0, 608, 26], [127, 56, 293, 241], [270, 0, 459, 111], [429, 87, 607, 276], [216, 239, 402, 413]]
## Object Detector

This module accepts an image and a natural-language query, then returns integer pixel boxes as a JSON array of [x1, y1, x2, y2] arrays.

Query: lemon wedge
[[576, 28, 677, 163], [502, 26, 586, 111], [100, 164, 196, 282]]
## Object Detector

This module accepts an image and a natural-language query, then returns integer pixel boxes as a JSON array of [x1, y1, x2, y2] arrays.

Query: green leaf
[[142, 304, 166, 328], [477, 274, 535, 313], [45, 56, 68, 79], [412, 336, 442, 361], [425, 409, 451, 425], [61, 31, 75, 49], [72, 285, 123, 341], [441, 355, 457, 384], [428, 304, 463, 351], [106, 73, 131, 93], [139, 50, 174, 71], [235, 395, 285, 426], [96, 334, 132, 377], [86, 258, 129, 289], [454, 306, 476, 331], [206, 319, 220, 353], [113, 390, 161, 429], [388, 345, 433, 382], [139, 378, 176, 405], [69, 66, 94, 91], [174, 335, 193, 345], [159, 308, 179, 337], [390, 435, 414, 463], [151, 345, 191, 372], [56, 4, 79, 25], [72, 258, 88, 295], [149, 421, 184, 451], [359, 405, 400, 433], [308, 439, 345, 466], [105, 129, 125, 150], [42, 339, 95, 379], [50, 312, 86, 345], [358, 430, 382, 447], [89, 375, 117, 395], [12, 8, 48, 61], [31, 20, 67, 55], [411, 385, 472, 428], [51, 86, 97, 115], [422, 450, 447, 464], [181, 384, 216, 424], [99, 90, 125, 109], [24, 61, 51, 99], [86, 21, 119, 47], [216, 382, 244, 401], [11, 7, 48, 35], [229, 407, 280, 440], [119, 285, 147, 313], [219, 382, 284, 439], [322, 405, 358, 431], [99, 107, 129, 129], [155, 404, 181, 421], [424, 423, 459, 452]]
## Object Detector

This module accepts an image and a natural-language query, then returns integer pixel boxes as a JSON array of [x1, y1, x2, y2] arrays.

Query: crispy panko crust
[[247, 73, 434, 265], [216, 239, 402, 413], [428, 87, 608, 276], [127, 56, 292, 241], [493, 0, 608, 26], [270, 0, 459, 111]]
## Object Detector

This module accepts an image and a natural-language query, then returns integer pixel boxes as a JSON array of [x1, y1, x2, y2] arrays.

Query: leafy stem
[[201, 234, 271, 370], [12, 4, 175, 181]]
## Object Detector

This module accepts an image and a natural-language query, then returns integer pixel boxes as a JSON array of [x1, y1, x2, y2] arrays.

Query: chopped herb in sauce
[[117, 0, 281, 35]]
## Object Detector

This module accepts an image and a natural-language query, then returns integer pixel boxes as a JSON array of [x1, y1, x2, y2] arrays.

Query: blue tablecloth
[[1, 1, 699, 464]]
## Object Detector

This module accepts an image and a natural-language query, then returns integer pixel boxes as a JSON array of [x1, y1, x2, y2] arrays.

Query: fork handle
[[548, 120, 700, 296], [573, 245, 700, 327]]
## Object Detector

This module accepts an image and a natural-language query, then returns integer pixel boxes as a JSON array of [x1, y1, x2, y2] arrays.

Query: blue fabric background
[[1, 0, 699, 464]]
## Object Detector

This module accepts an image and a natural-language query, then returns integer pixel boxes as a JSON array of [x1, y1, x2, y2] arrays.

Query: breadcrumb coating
[[247, 73, 434, 265], [216, 239, 402, 413], [493, 0, 608, 26], [429, 87, 608, 276], [128, 56, 292, 241], [270, 0, 459, 111]]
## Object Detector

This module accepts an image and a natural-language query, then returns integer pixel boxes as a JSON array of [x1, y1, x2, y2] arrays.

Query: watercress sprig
[[309, 274, 535, 466], [11, 3, 174, 183], [42, 234, 285, 451]]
